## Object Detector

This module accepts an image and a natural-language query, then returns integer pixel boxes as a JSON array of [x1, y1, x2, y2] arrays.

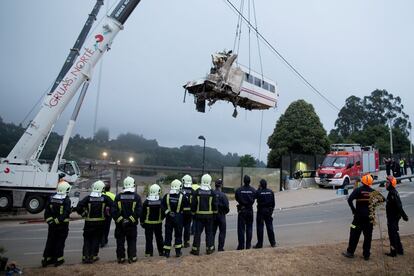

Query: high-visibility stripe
[[197, 196, 200, 213], [129, 216, 136, 223], [175, 244, 183, 248], [63, 219, 70, 222], [192, 246, 198, 251], [197, 210, 214, 215], [57, 256, 64, 261], [118, 201, 122, 211], [163, 245, 171, 250], [60, 205, 64, 215], [132, 201, 136, 213], [177, 194, 183, 212], [87, 203, 91, 219], [54, 218, 60, 224], [144, 206, 162, 224], [46, 217, 53, 222], [208, 196, 212, 212], [350, 224, 356, 229], [116, 216, 124, 223], [101, 203, 106, 219], [85, 218, 105, 222]]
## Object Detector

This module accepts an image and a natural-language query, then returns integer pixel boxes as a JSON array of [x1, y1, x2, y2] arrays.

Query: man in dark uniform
[[254, 179, 276, 248], [141, 184, 164, 257], [213, 179, 229, 252], [190, 174, 218, 255], [101, 182, 115, 247], [343, 174, 378, 260], [77, 180, 113, 264], [162, 179, 189, 258], [385, 176, 409, 257], [181, 174, 194, 248], [235, 175, 256, 250], [42, 181, 72, 267], [112, 176, 142, 263]]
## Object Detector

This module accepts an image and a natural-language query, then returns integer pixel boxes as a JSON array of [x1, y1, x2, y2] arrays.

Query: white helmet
[[91, 180, 105, 197], [170, 179, 182, 194], [182, 174, 192, 188], [148, 184, 161, 200], [57, 181, 71, 195], [200, 174, 212, 190], [123, 176, 135, 192]]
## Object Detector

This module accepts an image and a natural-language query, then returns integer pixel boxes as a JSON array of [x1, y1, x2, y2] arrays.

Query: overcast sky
[[0, 0, 413, 162]]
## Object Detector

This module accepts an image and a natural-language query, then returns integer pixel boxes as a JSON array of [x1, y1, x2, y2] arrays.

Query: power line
[[224, 0, 341, 111]]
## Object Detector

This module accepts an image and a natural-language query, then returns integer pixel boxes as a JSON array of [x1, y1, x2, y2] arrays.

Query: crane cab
[[184, 51, 278, 117]]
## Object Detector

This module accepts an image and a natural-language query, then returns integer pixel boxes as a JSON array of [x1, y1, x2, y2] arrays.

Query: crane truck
[[0, 0, 143, 214]]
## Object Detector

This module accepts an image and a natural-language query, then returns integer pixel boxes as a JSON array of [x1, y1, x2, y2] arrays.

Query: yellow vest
[[103, 191, 115, 201]]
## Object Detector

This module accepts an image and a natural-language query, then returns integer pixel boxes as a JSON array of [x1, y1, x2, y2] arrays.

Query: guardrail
[[373, 175, 413, 187]]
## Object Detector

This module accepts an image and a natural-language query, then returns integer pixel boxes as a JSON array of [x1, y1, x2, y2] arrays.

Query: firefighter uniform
[[385, 176, 409, 256], [77, 181, 113, 264], [101, 186, 115, 247], [141, 184, 164, 257], [191, 174, 218, 255], [182, 174, 194, 248], [213, 179, 229, 251], [42, 182, 72, 267], [162, 179, 189, 257], [254, 179, 276, 248], [235, 175, 256, 250], [343, 174, 378, 260], [112, 177, 142, 263]]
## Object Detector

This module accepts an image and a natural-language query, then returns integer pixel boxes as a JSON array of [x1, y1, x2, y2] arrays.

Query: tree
[[267, 100, 330, 167], [334, 96, 366, 138], [94, 127, 109, 144], [238, 154, 256, 167]]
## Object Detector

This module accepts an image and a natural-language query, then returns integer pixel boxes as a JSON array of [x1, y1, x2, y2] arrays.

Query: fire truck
[[0, 0, 142, 213], [315, 144, 379, 188]]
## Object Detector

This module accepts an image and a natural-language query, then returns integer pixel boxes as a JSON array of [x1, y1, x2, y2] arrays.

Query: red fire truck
[[315, 144, 379, 188]]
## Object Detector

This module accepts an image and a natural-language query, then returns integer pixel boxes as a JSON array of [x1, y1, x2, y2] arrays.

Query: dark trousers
[[43, 224, 69, 263], [237, 209, 253, 250], [213, 214, 226, 251], [192, 216, 214, 252], [115, 224, 137, 260], [144, 224, 164, 256], [256, 209, 276, 247], [101, 217, 112, 246], [164, 214, 183, 252], [346, 216, 373, 258], [385, 166, 391, 176], [183, 214, 192, 243], [83, 222, 104, 261], [387, 217, 403, 254]]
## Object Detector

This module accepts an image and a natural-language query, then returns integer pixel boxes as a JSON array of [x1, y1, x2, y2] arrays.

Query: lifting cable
[[223, 0, 341, 112]]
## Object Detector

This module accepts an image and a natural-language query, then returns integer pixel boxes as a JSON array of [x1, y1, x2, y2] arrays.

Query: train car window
[[245, 73, 254, 84], [269, 84, 275, 93], [262, 81, 269, 90], [254, 77, 261, 87]]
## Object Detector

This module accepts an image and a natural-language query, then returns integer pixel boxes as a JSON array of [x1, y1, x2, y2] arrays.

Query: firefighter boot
[[175, 248, 182, 258]]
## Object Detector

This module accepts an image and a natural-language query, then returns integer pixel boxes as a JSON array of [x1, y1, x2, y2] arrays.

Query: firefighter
[[162, 179, 189, 258], [77, 180, 113, 264], [181, 174, 194, 248], [343, 174, 379, 260], [141, 184, 164, 257], [385, 176, 409, 257], [101, 182, 115, 248], [190, 174, 218, 256], [42, 181, 72, 267], [235, 175, 256, 250], [213, 178, 229, 252], [254, 179, 276, 248], [112, 176, 142, 263]]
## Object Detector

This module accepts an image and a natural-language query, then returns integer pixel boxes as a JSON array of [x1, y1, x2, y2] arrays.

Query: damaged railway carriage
[[184, 51, 278, 117]]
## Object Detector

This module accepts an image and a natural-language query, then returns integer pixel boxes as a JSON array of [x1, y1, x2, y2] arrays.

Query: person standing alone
[[235, 175, 256, 250], [254, 179, 276, 248]]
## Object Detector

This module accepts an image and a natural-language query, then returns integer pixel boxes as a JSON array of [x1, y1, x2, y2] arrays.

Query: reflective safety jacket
[[113, 192, 142, 225], [191, 189, 218, 218], [182, 187, 193, 203], [141, 199, 164, 225], [347, 185, 375, 217], [161, 193, 189, 216], [76, 194, 114, 223], [103, 191, 116, 202], [44, 195, 71, 225]]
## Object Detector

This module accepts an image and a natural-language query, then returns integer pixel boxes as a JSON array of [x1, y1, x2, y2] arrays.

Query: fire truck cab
[[315, 144, 379, 188]]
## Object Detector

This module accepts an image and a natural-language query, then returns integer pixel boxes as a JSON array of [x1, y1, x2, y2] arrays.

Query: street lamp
[[102, 151, 108, 159], [128, 157, 134, 164], [388, 119, 394, 155], [198, 135, 206, 175]]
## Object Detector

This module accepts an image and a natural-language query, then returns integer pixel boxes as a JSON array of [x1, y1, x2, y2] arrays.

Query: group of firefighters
[[40, 171, 408, 268], [40, 173, 277, 267]]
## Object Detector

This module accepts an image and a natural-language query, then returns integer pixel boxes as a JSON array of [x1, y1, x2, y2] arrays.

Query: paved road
[[1, 184, 414, 268]]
